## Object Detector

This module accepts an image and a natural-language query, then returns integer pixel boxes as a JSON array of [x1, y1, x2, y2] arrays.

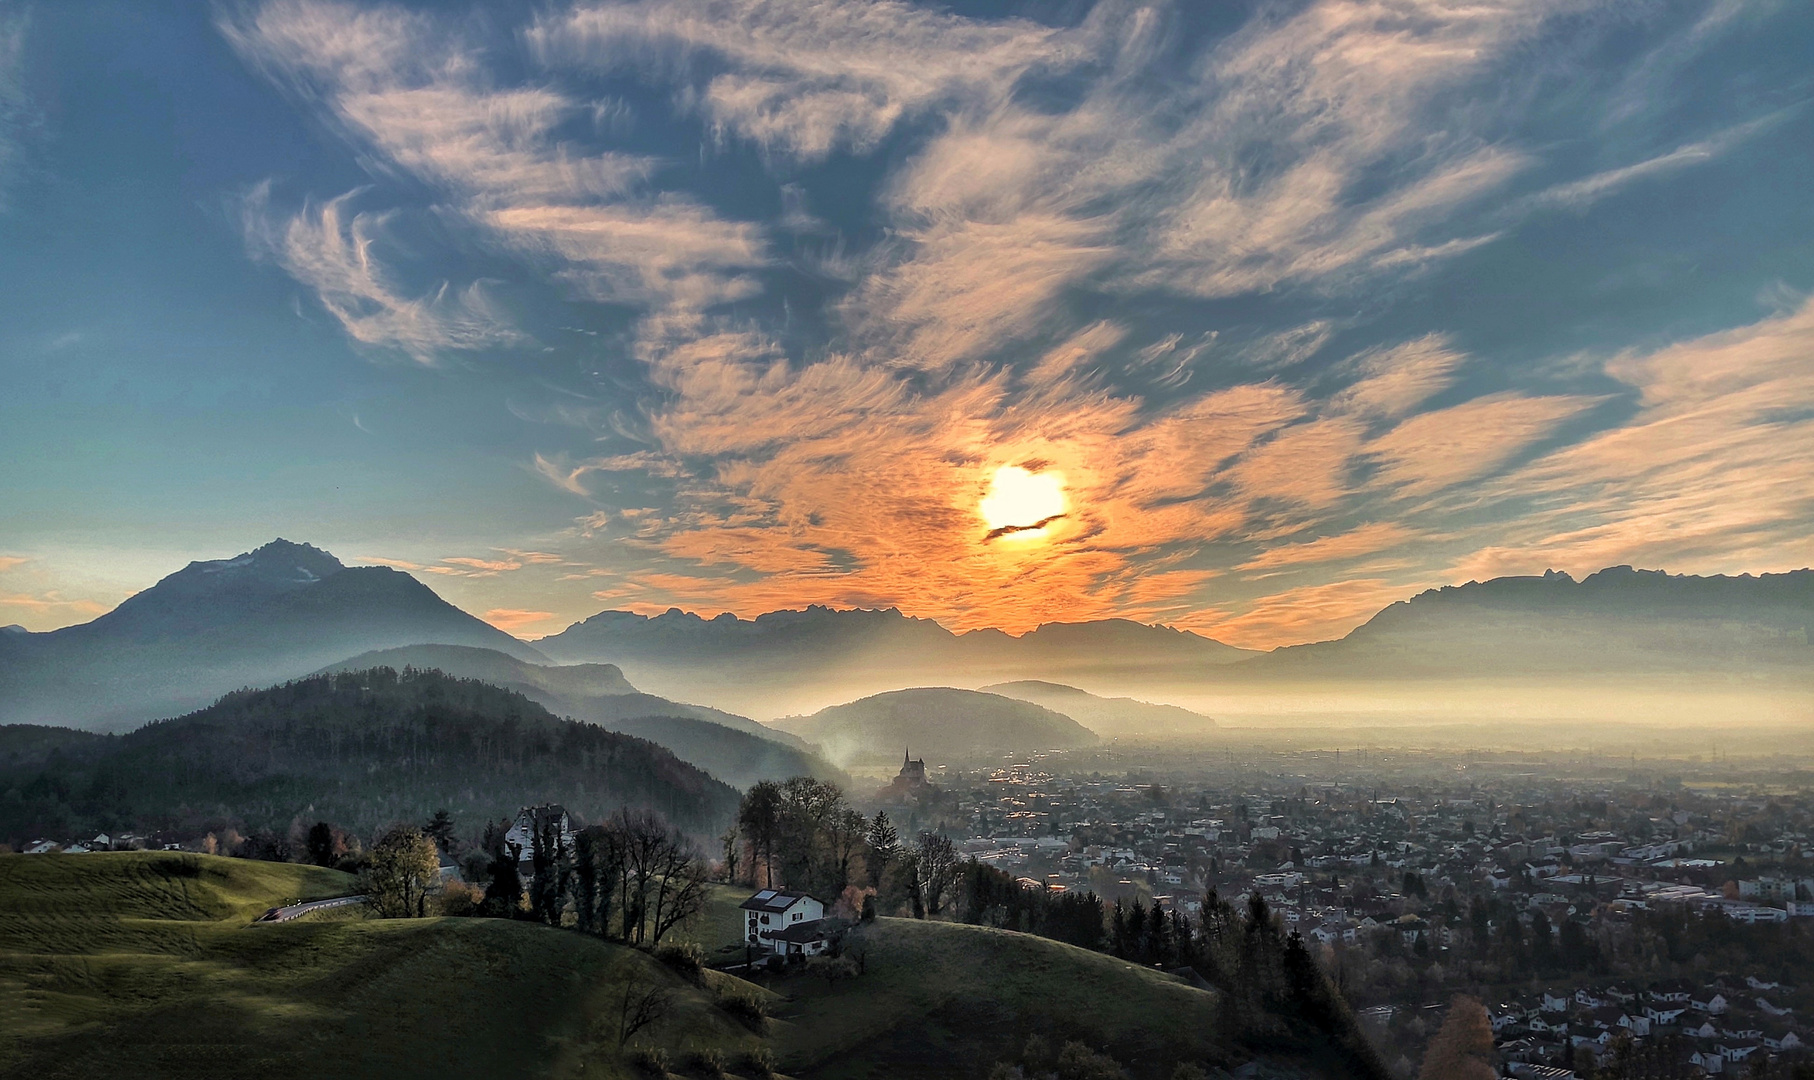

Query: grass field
[[3, 854, 1309, 1080], [766, 918, 1231, 1080], [0, 852, 769, 1080], [678, 889, 1235, 1080]]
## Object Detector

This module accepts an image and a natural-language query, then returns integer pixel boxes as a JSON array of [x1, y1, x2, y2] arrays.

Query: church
[[875, 748, 931, 803]]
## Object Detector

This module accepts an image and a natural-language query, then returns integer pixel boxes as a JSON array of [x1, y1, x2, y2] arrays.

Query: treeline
[[0, 669, 739, 845], [475, 808, 709, 949]]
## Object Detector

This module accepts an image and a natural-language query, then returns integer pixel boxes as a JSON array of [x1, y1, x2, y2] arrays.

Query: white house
[[1762, 1029, 1802, 1052], [740, 889, 829, 957], [504, 804, 575, 859]]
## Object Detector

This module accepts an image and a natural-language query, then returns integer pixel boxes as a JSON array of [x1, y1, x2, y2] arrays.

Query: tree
[[363, 825, 440, 918], [615, 965, 674, 1048], [738, 781, 784, 888], [575, 823, 626, 937], [529, 811, 571, 926], [305, 821, 337, 867], [914, 832, 959, 916], [825, 807, 867, 896], [866, 811, 901, 888], [648, 826, 710, 946], [480, 819, 524, 917], [422, 808, 456, 854], [1417, 995, 1495, 1080]]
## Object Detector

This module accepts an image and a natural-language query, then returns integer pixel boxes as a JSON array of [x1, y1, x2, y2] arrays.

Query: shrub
[[689, 1048, 729, 1078], [437, 880, 484, 916], [1171, 1065, 1212, 1080], [719, 990, 769, 1033], [1056, 1041, 1127, 1080], [655, 940, 705, 983], [742, 1047, 779, 1079], [627, 1045, 670, 1076]]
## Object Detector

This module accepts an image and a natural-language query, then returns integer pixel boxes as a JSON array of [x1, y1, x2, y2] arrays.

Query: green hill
[[771, 687, 1099, 766], [3, 853, 1382, 1080], [0, 667, 740, 846], [0, 851, 768, 1080], [771, 918, 1230, 1078], [319, 645, 840, 789]]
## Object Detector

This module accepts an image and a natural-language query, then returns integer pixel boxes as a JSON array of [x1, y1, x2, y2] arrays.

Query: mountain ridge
[[0, 540, 548, 730]]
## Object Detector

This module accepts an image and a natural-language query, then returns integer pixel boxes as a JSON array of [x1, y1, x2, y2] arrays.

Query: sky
[[1, 0, 1811, 648]]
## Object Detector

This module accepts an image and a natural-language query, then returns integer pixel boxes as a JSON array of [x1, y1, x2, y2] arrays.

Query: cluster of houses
[[17, 831, 178, 855], [1491, 977, 1805, 1075]]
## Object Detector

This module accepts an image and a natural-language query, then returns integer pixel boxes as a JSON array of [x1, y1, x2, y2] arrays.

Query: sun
[[979, 465, 1068, 539]]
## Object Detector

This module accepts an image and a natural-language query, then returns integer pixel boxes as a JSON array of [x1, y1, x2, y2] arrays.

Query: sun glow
[[979, 465, 1068, 539]]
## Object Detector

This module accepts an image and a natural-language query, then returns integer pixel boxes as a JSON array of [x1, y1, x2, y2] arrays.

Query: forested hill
[[0, 669, 739, 846]]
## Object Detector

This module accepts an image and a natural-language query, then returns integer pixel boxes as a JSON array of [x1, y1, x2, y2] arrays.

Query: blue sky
[[1, 0, 1811, 646]]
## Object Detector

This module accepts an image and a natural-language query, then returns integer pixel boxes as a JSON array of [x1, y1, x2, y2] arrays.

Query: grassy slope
[[774, 918, 1231, 1080], [684, 891, 1234, 1080], [0, 852, 765, 1080]]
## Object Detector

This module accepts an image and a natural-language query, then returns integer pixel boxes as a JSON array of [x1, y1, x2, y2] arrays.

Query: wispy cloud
[[482, 607, 558, 633], [1237, 523, 1421, 573], [0, 10, 37, 212], [239, 183, 523, 361], [1191, 578, 1411, 650], [0, 591, 108, 620], [1453, 294, 1814, 579], [0, 555, 28, 573]]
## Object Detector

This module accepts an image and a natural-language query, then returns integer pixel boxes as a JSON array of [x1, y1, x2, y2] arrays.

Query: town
[[860, 743, 1814, 1079]]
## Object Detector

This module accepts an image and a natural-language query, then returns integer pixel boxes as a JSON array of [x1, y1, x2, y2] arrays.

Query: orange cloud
[[1190, 578, 1411, 650], [482, 608, 559, 633]]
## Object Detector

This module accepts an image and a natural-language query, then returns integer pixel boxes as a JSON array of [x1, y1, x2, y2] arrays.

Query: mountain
[[1247, 566, 1814, 678], [0, 667, 740, 845], [533, 606, 1254, 717], [771, 687, 1100, 766], [0, 540, 548, 731], [981, 680, 1217, 739], [317, 644, 838, 789]]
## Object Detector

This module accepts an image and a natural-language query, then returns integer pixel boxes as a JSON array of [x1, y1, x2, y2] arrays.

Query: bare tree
[[615, 966, 674, 1048], [825, 807, 867, 896], [915, 832, 959, 916], [649, 831, 711, 946]]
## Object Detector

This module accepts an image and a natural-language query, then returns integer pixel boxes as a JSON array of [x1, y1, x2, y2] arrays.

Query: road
[[251, 894, 368, 923]]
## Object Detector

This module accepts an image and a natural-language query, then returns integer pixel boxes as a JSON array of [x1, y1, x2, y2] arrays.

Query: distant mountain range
[[3, 539, 1807, 734], [1240, 566, 1814, 678], [0, 540, 544, 730], [533, 607, 1256, 716], [771, 687, 1101, 766], [318, 644, 840, 790]]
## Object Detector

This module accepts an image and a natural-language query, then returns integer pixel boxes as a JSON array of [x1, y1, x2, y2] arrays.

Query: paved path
[[252, 894, 368, 923]]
